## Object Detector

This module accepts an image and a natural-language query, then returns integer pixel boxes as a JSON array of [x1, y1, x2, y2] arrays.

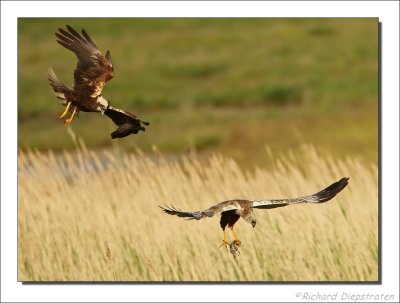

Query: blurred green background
[[18, 18, 378, 167]]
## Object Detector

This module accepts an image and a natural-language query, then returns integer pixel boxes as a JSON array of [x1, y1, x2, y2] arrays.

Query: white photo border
[[1, 1, 399, 302]]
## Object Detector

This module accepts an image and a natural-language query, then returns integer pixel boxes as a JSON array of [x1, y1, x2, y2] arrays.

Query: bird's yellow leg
[[64, 106, 78, 126], [59, 101, 72, 119], [231, 227, 241, 246], [219, 229, 229, 252]]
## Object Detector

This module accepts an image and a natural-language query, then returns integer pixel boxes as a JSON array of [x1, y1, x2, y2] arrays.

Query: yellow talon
[[59, 101, 72, 119], [220, 240, 229, 251], [64, 106, 78, 126], [219, 230, 229, 252], [231, 227, 241, 246]]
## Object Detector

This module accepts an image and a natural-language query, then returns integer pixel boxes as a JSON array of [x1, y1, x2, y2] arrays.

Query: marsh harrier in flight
[[160, 177, 349, 250], [48, 25, 149, 139]]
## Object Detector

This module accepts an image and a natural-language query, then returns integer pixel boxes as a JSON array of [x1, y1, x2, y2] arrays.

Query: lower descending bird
[[47, 25, 149, 139], [160, 177, 349, 251]]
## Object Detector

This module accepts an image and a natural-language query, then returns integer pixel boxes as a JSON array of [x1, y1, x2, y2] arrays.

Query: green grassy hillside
[[18, 18, 378, 166]]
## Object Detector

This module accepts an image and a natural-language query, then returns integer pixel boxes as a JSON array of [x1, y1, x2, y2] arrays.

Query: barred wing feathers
[[252, 177, 349, 209], [159, 205, 214, 220], [55, 25, 114, 97], [159, 201, 243, 221]]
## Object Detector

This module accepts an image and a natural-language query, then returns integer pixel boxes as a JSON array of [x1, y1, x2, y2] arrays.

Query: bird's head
[[244, 213, 257, 228]]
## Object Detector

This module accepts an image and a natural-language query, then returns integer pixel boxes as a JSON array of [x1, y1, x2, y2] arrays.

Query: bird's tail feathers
[[47, 67, 70, 105]]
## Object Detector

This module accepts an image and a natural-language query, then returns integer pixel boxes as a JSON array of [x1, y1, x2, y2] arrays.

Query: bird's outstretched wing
[[159, 200, 244, 221], [252, 177, 349, 209], [55, 25, 114, 97], [159, 205, 215, 220], [105, 105, 150, 139]]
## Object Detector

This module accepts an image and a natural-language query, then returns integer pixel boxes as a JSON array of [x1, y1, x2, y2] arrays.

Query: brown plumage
[[160, 177, 349, 250], [47, 25, 149, 138]]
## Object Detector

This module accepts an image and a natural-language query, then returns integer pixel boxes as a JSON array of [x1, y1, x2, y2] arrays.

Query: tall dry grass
[[18, 143, 378, 281]]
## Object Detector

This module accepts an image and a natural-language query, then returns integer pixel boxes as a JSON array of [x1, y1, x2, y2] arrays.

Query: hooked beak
[[252, 222, 256, 228]]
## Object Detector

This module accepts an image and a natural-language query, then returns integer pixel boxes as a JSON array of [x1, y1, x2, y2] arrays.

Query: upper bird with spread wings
[[47, 25, 149, 139], [160, 177, 349, 250]]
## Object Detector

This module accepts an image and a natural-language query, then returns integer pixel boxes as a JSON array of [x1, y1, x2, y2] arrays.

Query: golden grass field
[[18, 136, 378, 282]]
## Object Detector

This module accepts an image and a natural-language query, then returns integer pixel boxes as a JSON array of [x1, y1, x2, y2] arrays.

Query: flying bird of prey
[[160, 177, 349, 250], [47, 25, 149, 139]]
